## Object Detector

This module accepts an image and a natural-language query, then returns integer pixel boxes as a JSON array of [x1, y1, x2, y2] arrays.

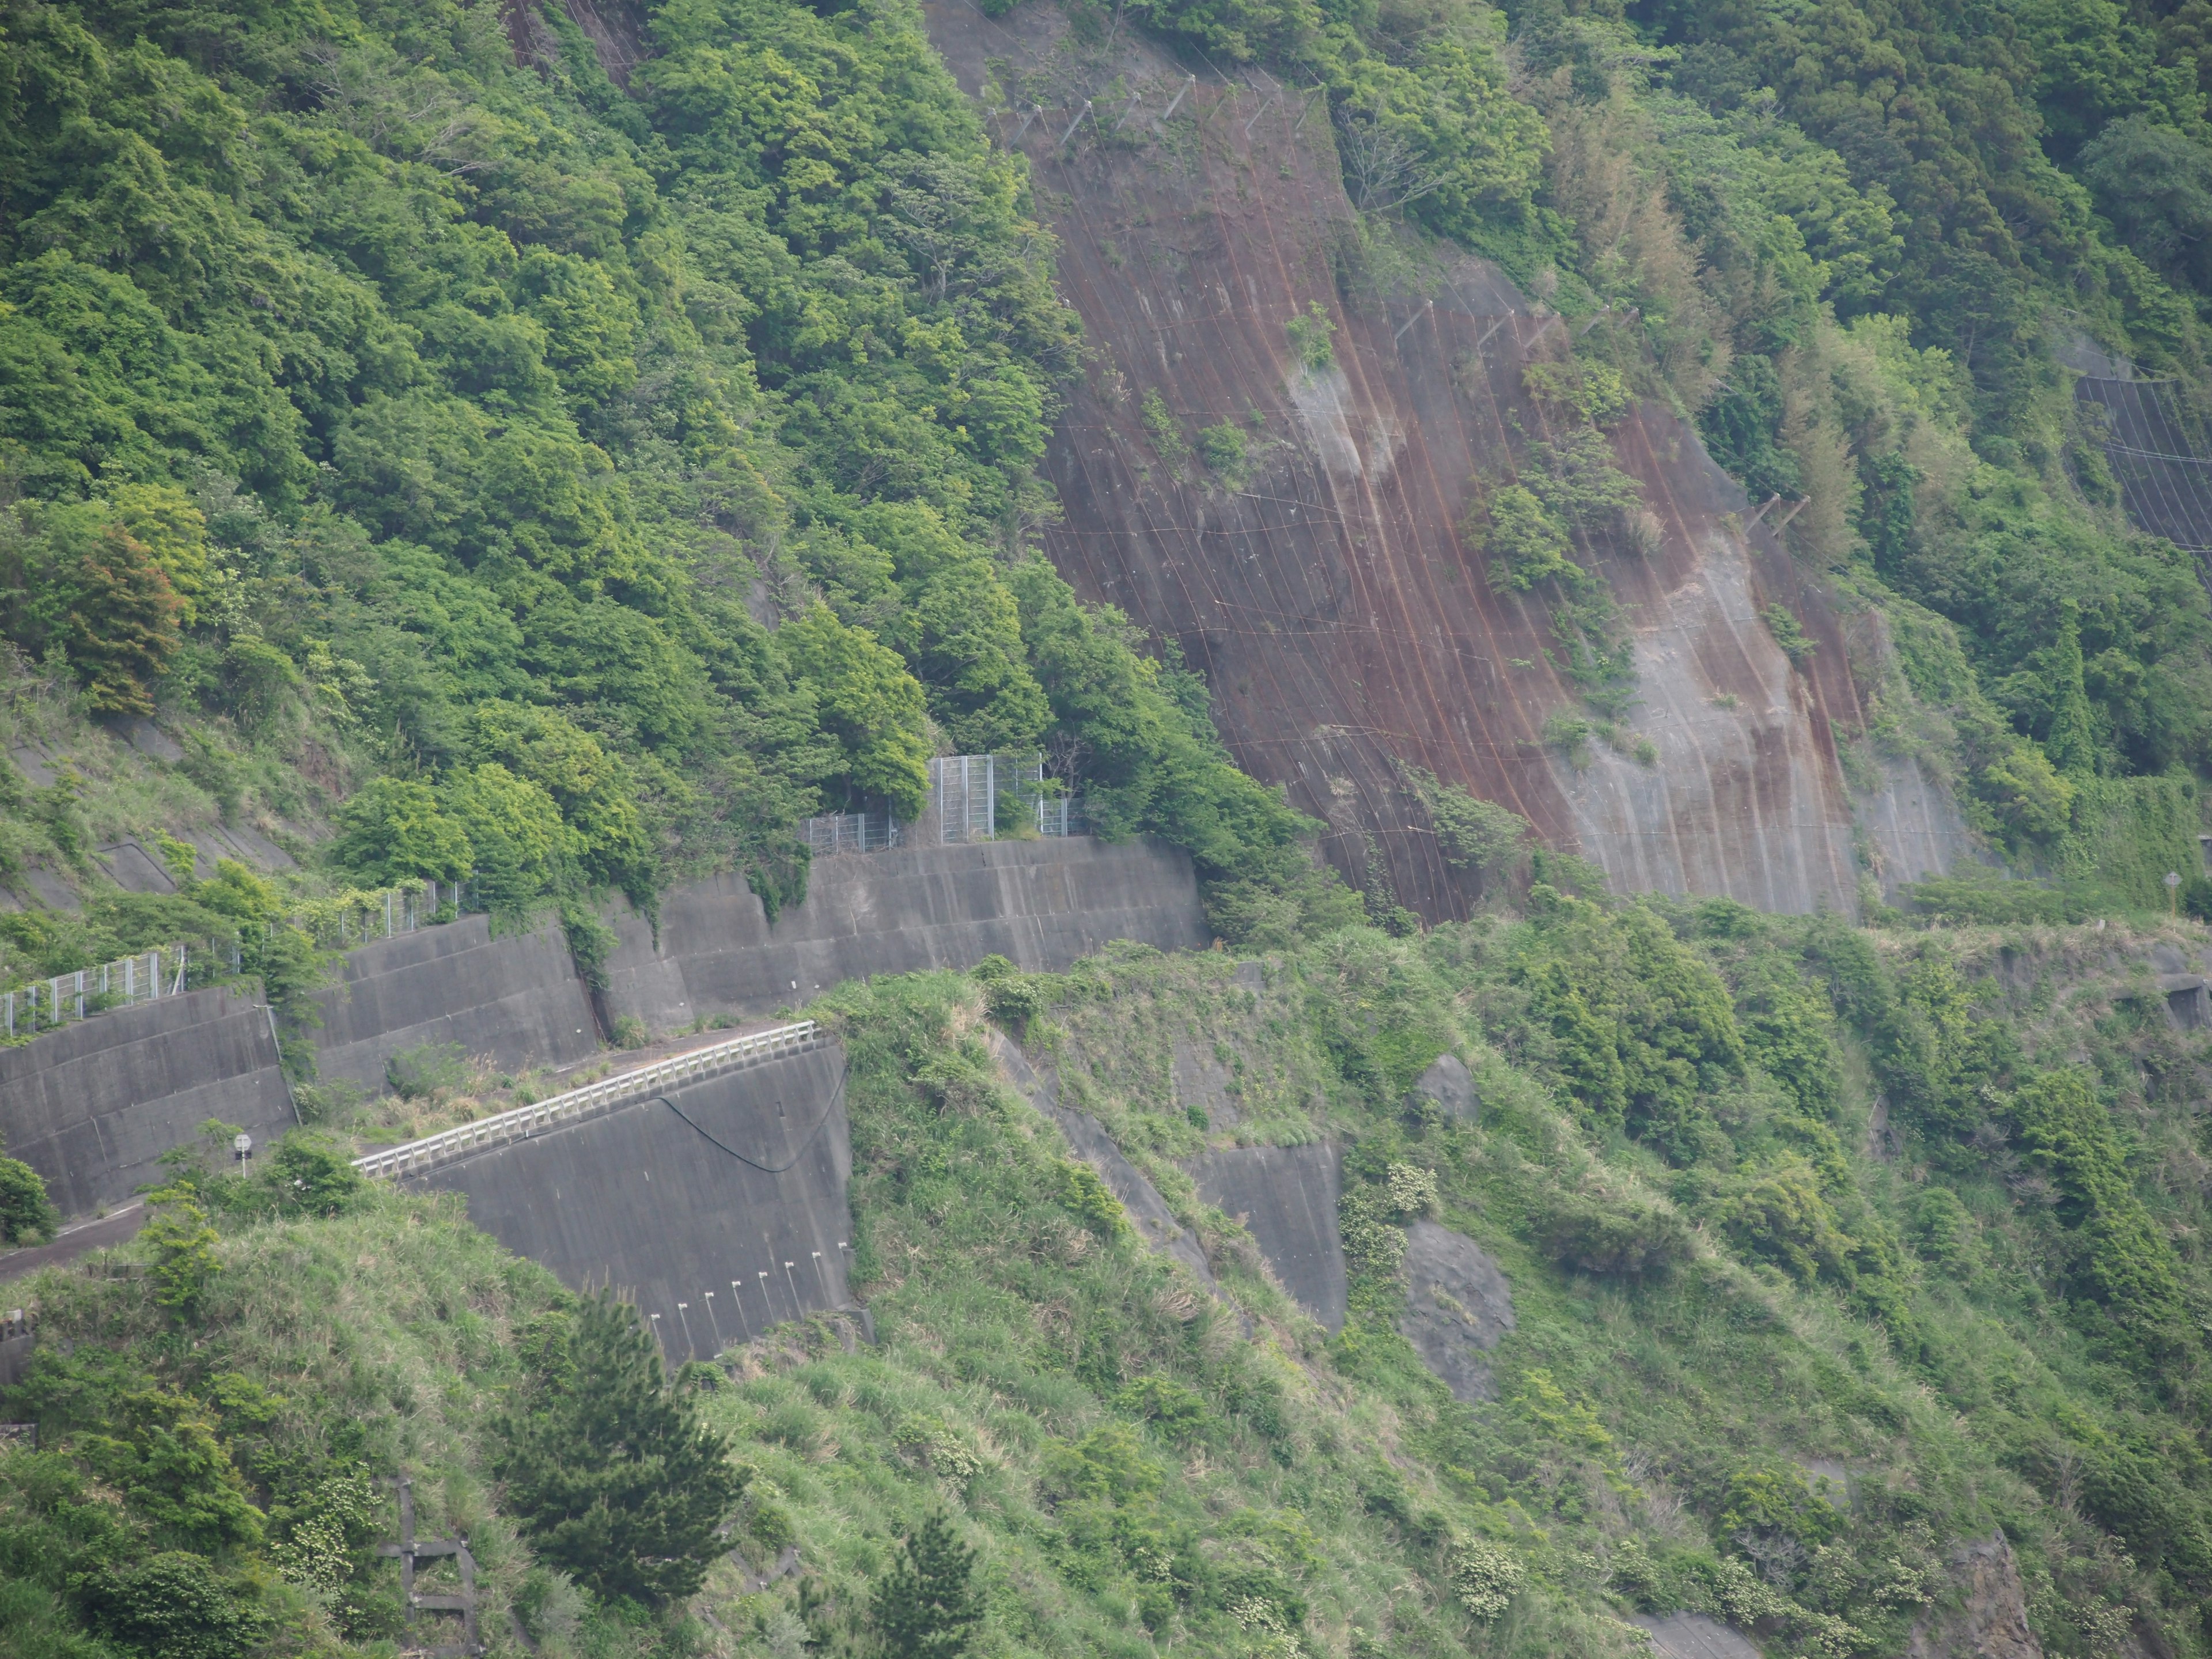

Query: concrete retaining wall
[[3, 836, 1205, 1224], [311, 915, 600, 1091], [1187, 1142, 1346, 1331], [602, 836, 1209, 1031], [410, 1042, 852, 1362], [0, 986, 296, 1217]]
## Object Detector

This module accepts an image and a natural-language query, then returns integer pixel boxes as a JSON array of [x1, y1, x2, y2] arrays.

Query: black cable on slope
[[656, 1062, 850, 1174]]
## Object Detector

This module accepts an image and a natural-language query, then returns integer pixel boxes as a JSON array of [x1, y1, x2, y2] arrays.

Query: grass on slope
[[8, 907, 2212, 1659]]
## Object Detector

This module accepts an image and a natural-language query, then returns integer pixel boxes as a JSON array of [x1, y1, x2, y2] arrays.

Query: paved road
[[0, 1203, 144, 1283]]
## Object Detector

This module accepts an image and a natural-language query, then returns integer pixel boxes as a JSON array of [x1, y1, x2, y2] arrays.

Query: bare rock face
[[1397, 1219, 1514, 1400], [916, 0, 1970, 919], [1908, 1533, 2044, 1659], [1412, 1054, 1476, 1122]]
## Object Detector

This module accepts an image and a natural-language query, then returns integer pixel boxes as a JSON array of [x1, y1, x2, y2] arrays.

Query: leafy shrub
[[1400, 766, 1530, 880], [1384, 1162, 1438, 1215], [1059, 1162, 1131, 1240], [1339, 1188, 1408, 1279], [1525, 429, 1645, 530], [1141, 390, 1190, 465], [1286, 304, 1336, 371], [1198, 422, 1249, 480], [1471, 485, 1578, 592], [1762, 604, 1816, 666], [1537, 1187, 1692, 1277], [139, 1190, 221, 1319], [1521, 358, 1630, 426], [0, 1153, 58, 1244], [74, 1552, 268, 1659], [1449, 1537, 1522, 1618], [385, 1042, 467, 1101], [1713, 1162, 1856, 1284]]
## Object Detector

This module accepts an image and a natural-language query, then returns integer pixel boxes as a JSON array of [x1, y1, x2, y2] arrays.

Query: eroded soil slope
[[923, 0, 1955, 917]]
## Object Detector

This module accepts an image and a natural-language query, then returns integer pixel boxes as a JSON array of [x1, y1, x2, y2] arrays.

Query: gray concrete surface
[[312, 914, 600, 1092], [0, 1202, 145, 1285], [1412, 1054, 1476, 1122], [1172, 1038, 1241, 1130], [412, 1043, 853, 1362], [0, 987, 296, 1218], [1187, 1141, 1346, 1330], [601, 836, 1209, 1032], [990, 1030, 1215, 1287], [1631, 1613, 1765, 1659], [1397, 1219, 1514, 1400]]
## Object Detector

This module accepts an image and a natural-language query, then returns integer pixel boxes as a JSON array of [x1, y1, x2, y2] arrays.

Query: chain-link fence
[[804, 755, 1086, 857], [1, 877, 476, 1044]]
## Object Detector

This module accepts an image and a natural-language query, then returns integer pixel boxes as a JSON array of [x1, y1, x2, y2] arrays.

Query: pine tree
[[869, 1513, 983, 1659], [491, 1293, 745, 1607]]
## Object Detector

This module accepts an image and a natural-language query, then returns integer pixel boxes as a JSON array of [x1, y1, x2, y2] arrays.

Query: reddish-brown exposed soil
[[923, 0, 1914, 918]]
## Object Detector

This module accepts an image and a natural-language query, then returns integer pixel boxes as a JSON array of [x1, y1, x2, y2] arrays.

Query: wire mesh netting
[[2075, 377, 2212, 551], [805, 755, 1086, 857]]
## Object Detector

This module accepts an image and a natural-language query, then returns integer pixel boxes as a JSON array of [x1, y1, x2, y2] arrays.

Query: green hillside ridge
[[3, 0, 2212, 945], [10, 900, 2212, 1657], [0, 0, 1335, 998]]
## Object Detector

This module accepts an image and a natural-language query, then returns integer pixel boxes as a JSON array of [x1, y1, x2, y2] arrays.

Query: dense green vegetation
[[1116, 0, 2212, 898], [11, 903, 2212, 1657], [9, 0, 2212, 1655], [0, 0, 1321, 959]]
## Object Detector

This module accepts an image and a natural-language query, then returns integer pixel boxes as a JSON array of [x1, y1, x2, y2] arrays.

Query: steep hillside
[[12, 903, 2212, 1658], [921, 0, 1887, 918]]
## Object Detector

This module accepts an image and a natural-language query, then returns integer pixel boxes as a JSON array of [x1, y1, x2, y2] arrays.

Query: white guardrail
[[352, 1020, 820, 1181]]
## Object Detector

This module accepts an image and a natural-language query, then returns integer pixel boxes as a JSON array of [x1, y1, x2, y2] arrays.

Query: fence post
[[74, 970, 84, 1021], [985, 754, 997, 840]]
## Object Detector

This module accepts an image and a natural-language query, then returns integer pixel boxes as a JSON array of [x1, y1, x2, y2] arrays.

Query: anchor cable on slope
[[656, 1061, 850, 1175]]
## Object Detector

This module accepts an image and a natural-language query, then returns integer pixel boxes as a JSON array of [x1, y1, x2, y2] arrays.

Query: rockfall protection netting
[[2077, 376, 2212, 551]]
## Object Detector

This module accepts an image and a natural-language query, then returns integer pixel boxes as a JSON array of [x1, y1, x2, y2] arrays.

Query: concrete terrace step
[[352, 1021, 823, 1182]]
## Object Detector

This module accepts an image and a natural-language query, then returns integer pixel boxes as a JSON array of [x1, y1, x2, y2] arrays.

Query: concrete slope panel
[[0, 986, 295, 1217], [412, 1043, 853, 1362], [312, 914, 599, 1091], [602, 836, 1207, 1032], [916, 1, 1960, 917], [1187, 1142, 1347, 1331]]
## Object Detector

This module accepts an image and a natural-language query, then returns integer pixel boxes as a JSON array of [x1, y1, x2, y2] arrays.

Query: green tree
[[74, 1552, 268, 1659], [870, 1512, 984, 1659], [328, 779, 475, 887], [439, 764, 581, 921], [0, 1150, 58, 1244], [1471, 486, 1578, 593], [2080, 118, 2212, 291], [67, 525, 181, 716], [779, 607, 934, 819], [139, 1188, 220, 1321], [74, 1392, 264, 1554], [491, 1293, 746, 1608]]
